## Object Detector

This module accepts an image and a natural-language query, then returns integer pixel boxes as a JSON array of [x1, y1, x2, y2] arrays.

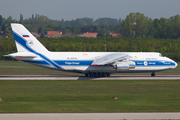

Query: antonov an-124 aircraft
[[5, 23, 177, 77]]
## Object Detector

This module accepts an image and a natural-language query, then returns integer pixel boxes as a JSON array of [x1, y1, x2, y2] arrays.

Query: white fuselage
[[11, 51, 177, 74]]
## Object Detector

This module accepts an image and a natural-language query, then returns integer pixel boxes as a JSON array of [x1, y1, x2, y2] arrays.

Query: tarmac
[[0, 75, 180, 80], [0, 113, 180, 120]]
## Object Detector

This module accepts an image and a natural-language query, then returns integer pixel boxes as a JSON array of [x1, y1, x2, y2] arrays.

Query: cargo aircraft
[[5, 23, 177, 77]]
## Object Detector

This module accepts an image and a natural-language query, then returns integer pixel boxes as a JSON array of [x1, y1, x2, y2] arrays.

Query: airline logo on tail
[[27, 40, 33, 46]]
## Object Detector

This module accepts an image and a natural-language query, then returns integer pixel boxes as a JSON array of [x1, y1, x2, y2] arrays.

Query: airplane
[[5, 23, 177, 77]]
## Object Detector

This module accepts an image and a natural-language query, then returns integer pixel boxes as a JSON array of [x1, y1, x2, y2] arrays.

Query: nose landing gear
[[151, 72, 156, 77]]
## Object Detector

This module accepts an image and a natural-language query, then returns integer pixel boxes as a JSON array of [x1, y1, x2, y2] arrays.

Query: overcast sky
[[1, 0, 180, 21]]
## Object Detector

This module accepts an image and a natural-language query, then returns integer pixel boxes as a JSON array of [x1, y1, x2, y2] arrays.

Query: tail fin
[[11, 23, 48, 53]]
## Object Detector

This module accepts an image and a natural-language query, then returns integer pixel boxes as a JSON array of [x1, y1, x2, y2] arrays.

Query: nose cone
[[174, 61, 178, 68], [170, 59, 178, 69], [166, 57, 178, 69]]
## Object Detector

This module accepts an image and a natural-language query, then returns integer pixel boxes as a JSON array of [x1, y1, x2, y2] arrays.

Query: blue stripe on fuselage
[[54, 60, 93, 66], [22, 60, 175, 67], [22, 60, 93, 66]]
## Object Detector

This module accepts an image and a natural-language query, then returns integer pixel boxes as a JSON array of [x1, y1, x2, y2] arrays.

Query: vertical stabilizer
[[11, 23, 48, 53]]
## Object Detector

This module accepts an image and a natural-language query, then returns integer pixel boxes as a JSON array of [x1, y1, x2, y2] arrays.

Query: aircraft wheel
[[85, 73, 88, 77], [90, 72, 93, 77], [151, 72, 155, 77], [97, 72, 101, 77], [93, 72, 97, 77], [106, 72, 110, 77], [102, 73, 105, 77]]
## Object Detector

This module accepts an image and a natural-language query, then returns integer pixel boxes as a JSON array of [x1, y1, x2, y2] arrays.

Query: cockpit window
[[159, 53, 164, 57]]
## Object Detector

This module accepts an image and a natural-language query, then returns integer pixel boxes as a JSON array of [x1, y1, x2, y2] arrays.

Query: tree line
[[121, 13, 180, 39], [0, 13, 180, 38], [1, 37, 180, 61]]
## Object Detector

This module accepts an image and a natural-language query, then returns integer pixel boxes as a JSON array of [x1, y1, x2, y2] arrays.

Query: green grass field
[[0, 80, 180, 113], [0, 61, 180, 113], [0, 61, 79, 75], [0, 61, 179, 75]]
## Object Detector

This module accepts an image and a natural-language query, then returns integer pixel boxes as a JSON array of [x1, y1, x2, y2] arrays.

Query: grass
[[0, 61, 80, 75], [0, 61, 179, 75], [0, 80, 180, 113], [0, 61, 180, 113]]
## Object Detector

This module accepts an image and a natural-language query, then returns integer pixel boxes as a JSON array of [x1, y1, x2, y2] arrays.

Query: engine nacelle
[[114, 61, 135, 71]]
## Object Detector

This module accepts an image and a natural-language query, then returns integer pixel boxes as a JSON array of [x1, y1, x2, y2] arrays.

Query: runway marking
[[0, 75, 180, 80]]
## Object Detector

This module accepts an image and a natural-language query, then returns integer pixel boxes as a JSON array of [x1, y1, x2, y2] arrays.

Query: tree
[[1, 24, 6, 31], [40, 33, 45, 38], [94, 18, 119, 25], [121, 13, 134, 37], [119, 18, 122, 24], [32, 14, 34, 19], [0, 15, 3, 26], [121, 13, 152, 38], [133, 13, 147, 37], [169, 14, 180, 39], [81, 18, 93, 24], [97, 28, 107, 37], [1, 24, 6, 35], [20, 14, 23, 21], [38, 26, 42, 34], [6, 16, 12, 22], [75, 19, 87, 26]]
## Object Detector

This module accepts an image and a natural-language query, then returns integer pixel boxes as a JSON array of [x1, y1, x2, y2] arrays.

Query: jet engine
[[113, 61, 135, 71]]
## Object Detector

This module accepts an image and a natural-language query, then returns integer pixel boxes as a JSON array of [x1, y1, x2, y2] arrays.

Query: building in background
[[110, 33, 122, 38], [64, 32, 72, 36], [46, 31, 62, 38], [78, 32, 98, 38], [32, 32, 40, 38]]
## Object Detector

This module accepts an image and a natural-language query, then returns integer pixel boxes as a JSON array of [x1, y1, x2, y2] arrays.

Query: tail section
[[11, 23, 48, 53]]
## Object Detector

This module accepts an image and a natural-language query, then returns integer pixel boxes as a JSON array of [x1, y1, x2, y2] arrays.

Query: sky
[[0, 0, 180, 21]]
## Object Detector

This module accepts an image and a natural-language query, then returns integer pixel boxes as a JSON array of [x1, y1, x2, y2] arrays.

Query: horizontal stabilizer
[[5, 52, 37, 59], [12, 55, 37, 58]]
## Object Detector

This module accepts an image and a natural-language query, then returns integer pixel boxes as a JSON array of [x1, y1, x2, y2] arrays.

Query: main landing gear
[[151, 72, 156, 77], [85, 72, 110, 77]]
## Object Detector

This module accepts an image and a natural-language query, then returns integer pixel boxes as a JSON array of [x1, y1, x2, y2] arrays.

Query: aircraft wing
[[91, 53, 131, 66]]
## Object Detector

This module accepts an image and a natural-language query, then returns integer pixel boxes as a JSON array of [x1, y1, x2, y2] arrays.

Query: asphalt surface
[[0, 75, 180, 80], [0, 113, 180, 120]]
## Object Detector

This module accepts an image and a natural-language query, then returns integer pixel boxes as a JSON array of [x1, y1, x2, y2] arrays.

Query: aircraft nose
[[168, 58, 178, 69], [174, 61, 178, 68]]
